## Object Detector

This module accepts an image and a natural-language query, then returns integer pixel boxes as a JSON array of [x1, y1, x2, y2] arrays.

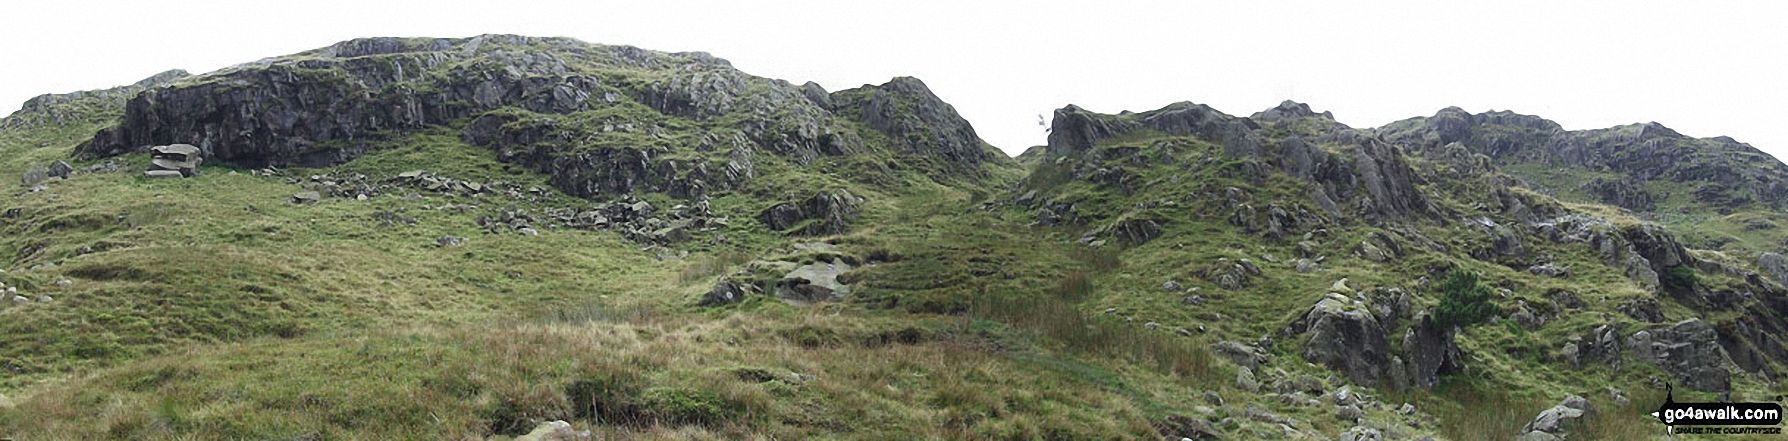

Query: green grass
[[4, 35, 1787, 440]]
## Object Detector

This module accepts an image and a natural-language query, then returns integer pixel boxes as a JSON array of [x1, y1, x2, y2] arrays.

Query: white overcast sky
[[3, 0, 1785, 160]]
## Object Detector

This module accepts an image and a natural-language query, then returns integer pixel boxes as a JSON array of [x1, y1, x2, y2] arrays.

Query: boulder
[[1336, 404, 1363, 423], [515, 420, 591, 441], [1204, 258, 1261, 290], [1521, 395, 1592, 435], [292, 191, 322, 204], [1211, 340, 1269, 371], [702, 280, 752, 306], [1235, 367, 1261, 392], [1547, 289, 1585, 310], [1296, 293, 1393, 387], [1111, 218, 1163, 245], [47, 161, 74, 179], [1339, 426, 1382, 441], [1155, 414, 1222, 440], [1357, 240, 1391, 263]]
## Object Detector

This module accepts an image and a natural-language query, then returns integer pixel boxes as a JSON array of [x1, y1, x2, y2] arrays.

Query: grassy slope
[[0, 96, 1223, 439], [1, 49, 1780, 440]]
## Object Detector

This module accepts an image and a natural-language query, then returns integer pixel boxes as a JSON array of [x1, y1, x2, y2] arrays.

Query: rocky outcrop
[[463, 113, 746, 199], [831, 77, 997, 169], [1582, 177, 1659, 212], [1042, 101, 1439, 225], [1294, 293, 1393, 387], [1628, 319, 1733, 392], [72, 35, 986, 203], [1109, 217, 1162, 245], [1347, 139, 1440, 222], [1532, 214, 1696, 294], [1466, 217, 1527, 264], [1401, 312, 1465, 390], [1624, 224, 1693, 276], [1044, 104, 1139, 156], [1, 69, 190, 133], [1760, 253, 1788, 286], [1202, 258, 1261, 290], [1384, 107, 1788, 212], [1251, 100, 1335, 123], [759, 190, 861, 236]]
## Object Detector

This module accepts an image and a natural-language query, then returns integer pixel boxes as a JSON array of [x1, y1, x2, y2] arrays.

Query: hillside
[[1, 36, 1785, 440], [1380, 107, 1788, 255]]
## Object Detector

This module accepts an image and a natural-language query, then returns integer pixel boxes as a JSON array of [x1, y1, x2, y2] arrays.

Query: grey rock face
[[1296, 293, 1393, 388], [72, 36, 987, 206], [759, 190, 861, 236], [1617, 298, 1666, 323], [1466, 217, 1526, 263], [1760, 253, 1788, 286], [1350, 139, 1438, 222], [1625, 224, 1693, 276], [1634, 319, 1733, 392], [1401, 312, 1465, 390], [1582, 176, 1658, 211], [1044, 104, 1140, 156], [831, 76, 994, 169], [463, 114, 748, 199]]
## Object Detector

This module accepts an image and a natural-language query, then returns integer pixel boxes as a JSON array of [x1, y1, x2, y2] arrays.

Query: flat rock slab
[[776, 258, 852, 305]]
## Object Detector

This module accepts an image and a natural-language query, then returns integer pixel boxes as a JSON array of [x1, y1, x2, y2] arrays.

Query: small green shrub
[[1662, 266, 1699, 292], [1433, 269, 1497, 330]]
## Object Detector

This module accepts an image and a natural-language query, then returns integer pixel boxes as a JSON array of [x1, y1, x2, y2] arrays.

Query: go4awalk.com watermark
[[1651, 385, 1783, 436]]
